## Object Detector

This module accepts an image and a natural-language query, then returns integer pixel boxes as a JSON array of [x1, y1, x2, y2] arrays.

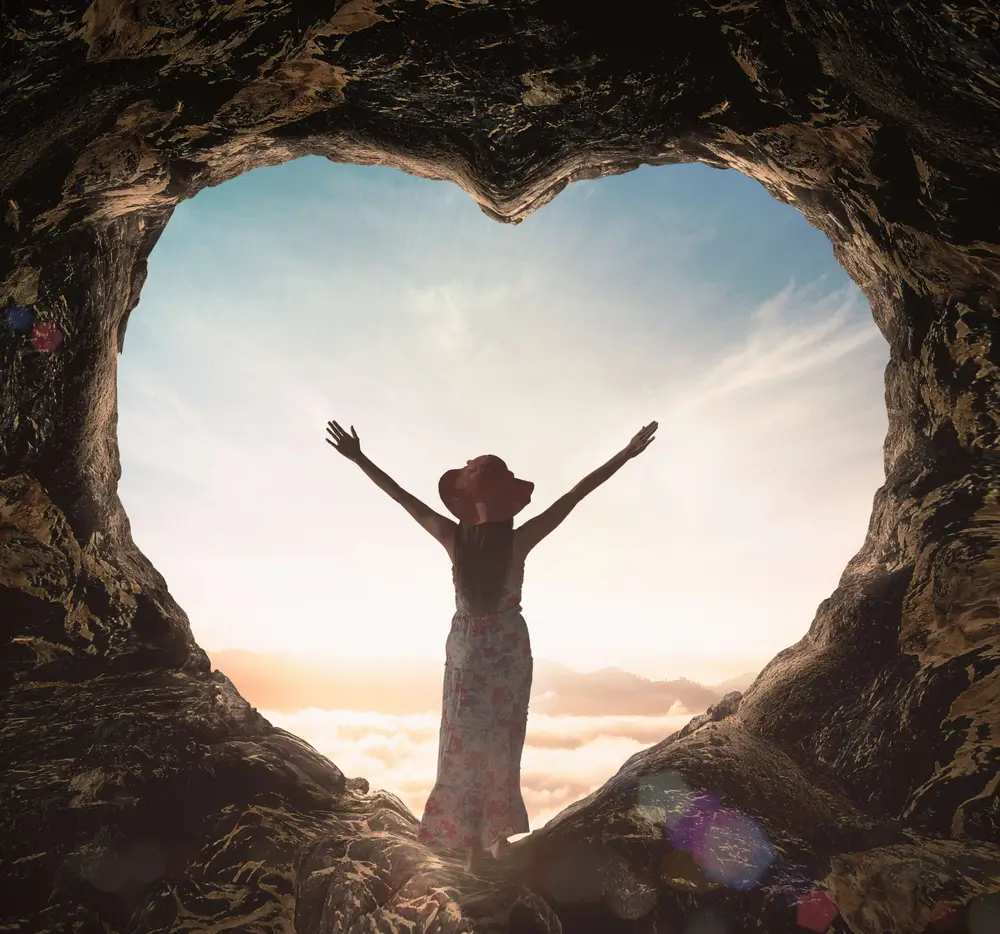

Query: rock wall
[[2, 2, 998, 932]]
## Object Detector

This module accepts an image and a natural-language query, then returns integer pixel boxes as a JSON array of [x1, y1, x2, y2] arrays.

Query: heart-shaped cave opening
[[115, 155, 887, 834]]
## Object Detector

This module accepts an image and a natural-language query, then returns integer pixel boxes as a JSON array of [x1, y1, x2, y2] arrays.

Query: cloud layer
[[262, 705, 696, 832], [217, 649, 755, 831]]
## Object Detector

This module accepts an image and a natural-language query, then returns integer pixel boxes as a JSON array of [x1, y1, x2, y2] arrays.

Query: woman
[[325, 419, 658, 871]]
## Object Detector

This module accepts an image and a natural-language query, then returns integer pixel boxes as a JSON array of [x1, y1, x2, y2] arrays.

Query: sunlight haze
[[117, 158, 888, 685]]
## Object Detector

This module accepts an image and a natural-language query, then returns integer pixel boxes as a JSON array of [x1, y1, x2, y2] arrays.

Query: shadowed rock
[[2, 1, 999, 932]]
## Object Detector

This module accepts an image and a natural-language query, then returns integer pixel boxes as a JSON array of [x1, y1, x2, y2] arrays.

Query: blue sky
[[116, 157, 889, 684]]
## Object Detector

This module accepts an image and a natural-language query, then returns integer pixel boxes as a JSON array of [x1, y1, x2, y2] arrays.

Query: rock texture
[[2, 1, 999, 932]]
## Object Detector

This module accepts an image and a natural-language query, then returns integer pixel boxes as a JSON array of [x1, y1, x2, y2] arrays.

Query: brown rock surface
[[1, 1, 998, 932]]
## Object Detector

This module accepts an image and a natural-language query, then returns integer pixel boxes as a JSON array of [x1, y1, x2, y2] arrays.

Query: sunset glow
[[116, 158, 888, 817]]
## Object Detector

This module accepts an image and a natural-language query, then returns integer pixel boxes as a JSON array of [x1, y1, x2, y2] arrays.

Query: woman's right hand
[[621, 421, 657, 460], [326, 420, 362, 461]]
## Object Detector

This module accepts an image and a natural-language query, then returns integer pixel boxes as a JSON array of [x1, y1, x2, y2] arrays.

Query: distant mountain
[[210, 649, 735, 717], [531, 660, 721, 716], [590, 666, 653, 683], [710, 672, 759, 694]]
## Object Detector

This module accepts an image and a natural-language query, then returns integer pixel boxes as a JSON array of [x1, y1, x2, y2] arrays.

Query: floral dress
[[418, 560, 532, 852]]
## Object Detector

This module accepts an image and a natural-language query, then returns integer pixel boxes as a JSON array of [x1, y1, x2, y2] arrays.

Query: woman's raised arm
[[326, 420, 456, 556], [515, 422, 657, 559]]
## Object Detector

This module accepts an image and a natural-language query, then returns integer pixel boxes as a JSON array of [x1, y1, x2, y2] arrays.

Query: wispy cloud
[[675, 281, 878, 414]]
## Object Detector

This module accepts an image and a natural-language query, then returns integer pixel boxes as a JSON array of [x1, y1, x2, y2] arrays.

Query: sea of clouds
[[261, 705, 697, 829]]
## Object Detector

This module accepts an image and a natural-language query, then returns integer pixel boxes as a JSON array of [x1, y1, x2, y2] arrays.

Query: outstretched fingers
[[326, 420, 348, 448], [625, 421, 657, 457], [326, 420, 361, 459], [632, 422, 657, 444]]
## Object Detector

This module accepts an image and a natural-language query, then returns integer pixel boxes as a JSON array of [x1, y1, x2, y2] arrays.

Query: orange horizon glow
[[214, 648, 762, 829]]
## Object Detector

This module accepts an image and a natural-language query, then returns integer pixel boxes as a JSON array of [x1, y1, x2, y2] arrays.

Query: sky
[[116, 156, 889, 688], [114, 157, 891, 829]]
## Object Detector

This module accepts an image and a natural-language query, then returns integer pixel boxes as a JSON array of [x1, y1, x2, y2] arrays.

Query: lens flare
[[796, 890, 838, 932], [695, 809, 775, 890], [31, 321, 63, 352], [665, 790, 721, 852], [3, 304, 33, 332], [638, 769, 691, 816], [647, 775, 777, 893]]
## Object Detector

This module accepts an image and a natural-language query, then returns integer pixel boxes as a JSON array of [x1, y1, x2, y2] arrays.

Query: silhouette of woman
[[325, 419, 658, 871]]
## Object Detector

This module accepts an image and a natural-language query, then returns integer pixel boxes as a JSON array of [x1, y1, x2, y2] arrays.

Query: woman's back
[[452, 557, 525, 617], [448, 557, 530, 675]]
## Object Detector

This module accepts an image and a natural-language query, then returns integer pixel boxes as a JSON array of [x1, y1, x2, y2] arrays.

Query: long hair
[[453, 519, 515, 616]]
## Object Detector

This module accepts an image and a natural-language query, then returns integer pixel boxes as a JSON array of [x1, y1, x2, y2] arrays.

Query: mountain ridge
[[207, 648, 758, 716]]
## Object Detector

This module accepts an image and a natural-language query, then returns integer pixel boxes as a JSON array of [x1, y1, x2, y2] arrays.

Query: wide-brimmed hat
[[439, 455, 534, 525]]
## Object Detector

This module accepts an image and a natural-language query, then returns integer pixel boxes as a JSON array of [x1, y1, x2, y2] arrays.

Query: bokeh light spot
[[695, 809, 775, 890], [31, 321, 63, 352], [3, 304, 33, 332], [796, 890, 838, 932], [637, 769, 691, 818], [665, 791, 721, 852]]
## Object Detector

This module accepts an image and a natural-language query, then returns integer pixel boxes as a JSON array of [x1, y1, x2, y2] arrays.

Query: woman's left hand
[[621, 422, 657, 460], [326, 420, 362, 461]]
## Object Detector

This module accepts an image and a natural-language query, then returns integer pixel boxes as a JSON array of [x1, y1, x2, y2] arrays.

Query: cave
[[2, 3, 999, 933]]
